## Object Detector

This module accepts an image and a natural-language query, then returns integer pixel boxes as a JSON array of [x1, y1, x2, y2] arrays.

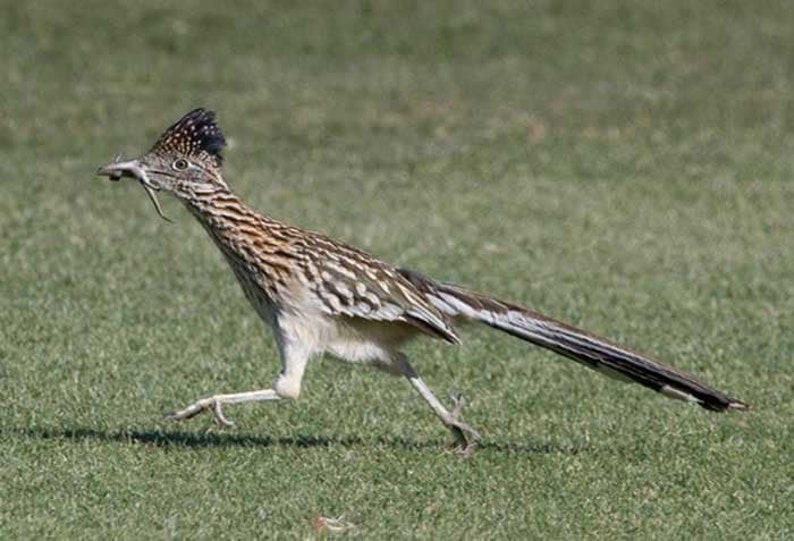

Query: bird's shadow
[[1, 425, 585, 456]]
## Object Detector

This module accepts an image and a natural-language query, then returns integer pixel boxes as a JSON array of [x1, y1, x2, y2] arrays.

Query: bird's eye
[[172, 158, 189, 171]]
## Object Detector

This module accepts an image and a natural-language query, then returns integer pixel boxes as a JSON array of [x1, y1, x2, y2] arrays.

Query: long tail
[[399, 269, 749, 412]]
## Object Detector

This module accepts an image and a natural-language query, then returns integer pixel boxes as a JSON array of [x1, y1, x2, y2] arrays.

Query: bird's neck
[[178, 182, 298, 308], [179, 185, 260, 223], [179, 184, 281, 238]]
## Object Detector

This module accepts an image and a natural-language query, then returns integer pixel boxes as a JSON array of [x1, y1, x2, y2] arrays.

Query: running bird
[[97, 108, 749, 452]]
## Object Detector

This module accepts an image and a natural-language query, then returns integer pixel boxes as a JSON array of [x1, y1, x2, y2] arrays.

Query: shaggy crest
[[150, 108, 226, 167]]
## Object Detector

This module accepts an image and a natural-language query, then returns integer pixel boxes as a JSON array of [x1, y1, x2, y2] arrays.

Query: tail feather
[[399, 269, 749, 412]]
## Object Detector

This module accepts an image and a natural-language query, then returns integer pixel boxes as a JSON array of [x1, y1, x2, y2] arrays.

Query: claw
[[448, 420, 481, 454], [210, 400, 235, 427], [164, 397, 234, 427], [443, 393, 481, 455]]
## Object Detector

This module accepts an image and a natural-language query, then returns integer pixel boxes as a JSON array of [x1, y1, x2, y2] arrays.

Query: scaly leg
[[399, 360, 481, 453], [166, 332, 311, 427], [165, 389, 280, 427]]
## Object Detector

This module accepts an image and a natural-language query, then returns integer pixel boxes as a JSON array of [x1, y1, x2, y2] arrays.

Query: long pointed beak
[[96, 159, 143, 182], [96, 158, 173, 223]]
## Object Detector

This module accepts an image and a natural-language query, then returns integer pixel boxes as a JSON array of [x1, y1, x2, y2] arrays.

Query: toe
[[211, 401, 235, 427]]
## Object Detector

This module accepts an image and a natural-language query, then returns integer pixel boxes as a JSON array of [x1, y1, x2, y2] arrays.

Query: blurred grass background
[[1, 0, 792, 538]]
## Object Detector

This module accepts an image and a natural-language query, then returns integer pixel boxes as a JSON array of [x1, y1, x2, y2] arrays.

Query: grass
[[1, 0, 792, 538]]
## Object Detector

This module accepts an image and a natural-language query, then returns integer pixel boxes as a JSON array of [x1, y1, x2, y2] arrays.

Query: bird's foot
[[447, 420, 481, 456], [445, 393, 481, 456], [165, 396, 236, 427]]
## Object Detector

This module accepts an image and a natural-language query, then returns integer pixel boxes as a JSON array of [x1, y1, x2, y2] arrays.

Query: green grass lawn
[[2, 0, 792, 538]]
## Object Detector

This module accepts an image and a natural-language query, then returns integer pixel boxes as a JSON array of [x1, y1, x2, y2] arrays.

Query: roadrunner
[[97, 108, 748, 451]]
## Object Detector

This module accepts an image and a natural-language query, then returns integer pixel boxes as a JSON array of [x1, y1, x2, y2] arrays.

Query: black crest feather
[[150, 108, 226, 167]]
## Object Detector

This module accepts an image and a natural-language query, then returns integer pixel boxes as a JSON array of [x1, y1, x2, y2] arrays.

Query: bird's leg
[[166, 336, 310, 427], [165, 389, 280, 427], [399, 359, 481, 454]]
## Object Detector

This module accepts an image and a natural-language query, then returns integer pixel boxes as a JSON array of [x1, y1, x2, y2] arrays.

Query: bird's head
[[96, 108, 228, 221]]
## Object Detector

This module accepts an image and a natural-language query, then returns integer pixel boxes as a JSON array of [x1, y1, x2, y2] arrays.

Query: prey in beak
[[96, 156, 173, 222]]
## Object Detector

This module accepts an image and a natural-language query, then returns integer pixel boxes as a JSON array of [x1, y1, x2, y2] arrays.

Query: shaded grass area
[[1, 0, 792, 538]]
